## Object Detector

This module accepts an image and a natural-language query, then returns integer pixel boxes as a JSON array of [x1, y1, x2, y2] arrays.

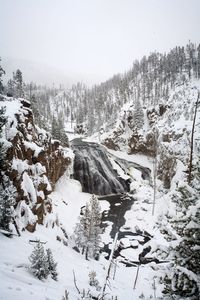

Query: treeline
[[1, 42, 200, 136], [47, 41, 200, 135]]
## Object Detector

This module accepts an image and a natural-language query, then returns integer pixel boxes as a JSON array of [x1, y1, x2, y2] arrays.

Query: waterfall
[[72, 139, 129, 195]]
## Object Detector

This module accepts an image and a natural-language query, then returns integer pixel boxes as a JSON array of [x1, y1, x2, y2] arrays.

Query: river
[[71, 138, 159, 266]]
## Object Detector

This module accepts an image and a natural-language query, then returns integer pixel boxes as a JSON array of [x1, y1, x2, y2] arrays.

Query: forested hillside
[[0, 42, 200, 300], [12, 42, 199, 137]]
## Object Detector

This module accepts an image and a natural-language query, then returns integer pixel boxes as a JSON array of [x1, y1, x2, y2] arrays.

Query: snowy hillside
[[0, 42, 200, 300], [0, 157, 167, 300], [25, 42, 200, 139]]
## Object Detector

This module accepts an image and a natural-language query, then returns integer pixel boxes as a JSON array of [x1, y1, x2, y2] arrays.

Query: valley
[[0, 41, 200, 300]]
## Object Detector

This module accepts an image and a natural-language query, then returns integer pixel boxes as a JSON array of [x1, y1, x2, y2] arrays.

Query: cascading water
[[72, 139, 130, 195], [72, 139, 159, 266]]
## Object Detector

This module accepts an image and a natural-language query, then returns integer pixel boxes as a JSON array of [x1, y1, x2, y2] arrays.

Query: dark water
[[72, 139, 160, 266], [99, 193, 158, 265]]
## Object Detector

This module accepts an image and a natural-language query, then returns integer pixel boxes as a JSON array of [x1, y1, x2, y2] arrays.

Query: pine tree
[[58, 118, 69, 147], [6, 79, 15, 97], [163, 168, 200, 299], [133, 99, 144, 129], [0, 58, 5, 94], [30, 94, 41, 125], [29, 241, 49, 280], [0, 106, 7, 170], [46, 248, 58, 281], [0, 176, 16, 232], [74, 202, 91, 258], [13, 69, 24, 98], [89, 194, 102, 260], [51, 117, 60, 140], [74, 195, 102, 260]]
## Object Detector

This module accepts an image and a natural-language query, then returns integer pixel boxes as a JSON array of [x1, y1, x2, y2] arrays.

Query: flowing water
[[72, 138, 159, 265]]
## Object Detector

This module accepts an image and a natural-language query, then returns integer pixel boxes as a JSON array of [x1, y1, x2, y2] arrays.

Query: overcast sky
[[0, 0, 200, 85]]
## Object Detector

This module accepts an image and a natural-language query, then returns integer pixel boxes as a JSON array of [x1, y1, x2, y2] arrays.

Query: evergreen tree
[[30, 94, 41, 125], [6, 79, 15, 97], [58, 117, 69, 147], [89, 194, 102, 259], [51, 117, 60, 140], [51, 116, 69, 146], [0, 106, 7, 170], [0, 107, 14, 233], [133, 99, 144, 129], [13, 69, 24, 98], [163, 167, 200, 299], [29, 241, 49, 280], [74, 195, 102, 260], [74, 202, 91, 257], [0, 58, 5, 94], [46, 248, 58, 281], [0, 176, 16, 232]]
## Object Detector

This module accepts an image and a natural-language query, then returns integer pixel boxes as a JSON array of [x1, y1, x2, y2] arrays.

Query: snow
[[21, 172, 37, 205], [0, 153, 178, 300], [0, 150, 165, 300], [1, 98, 21, 120], [15, 200, 37, 230], [120, 247, 141, 261], [1, 76, 200, 299], [12, 159, 29, 174], [107, 148, 153, 172], [109, 156, 130, 180], [23, 141, 43, 157]]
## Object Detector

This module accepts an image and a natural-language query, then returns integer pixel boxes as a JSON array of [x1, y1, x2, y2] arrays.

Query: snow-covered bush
[[29, 241, 49, 280], [88, 271, 100, 291], [29, 242, 58, 281]]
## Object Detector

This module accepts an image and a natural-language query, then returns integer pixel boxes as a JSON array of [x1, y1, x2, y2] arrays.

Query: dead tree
[[152, 127, 158, 216], [133, 264, 140, 289], [188, 91, 200, 183], [101, 232, 118, 298]]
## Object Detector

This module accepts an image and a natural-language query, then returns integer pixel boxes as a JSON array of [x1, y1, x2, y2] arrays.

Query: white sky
[[0, 0, 200, 84]]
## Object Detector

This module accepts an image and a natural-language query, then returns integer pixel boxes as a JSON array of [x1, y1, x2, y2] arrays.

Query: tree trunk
[[188, 91, 199, 183]]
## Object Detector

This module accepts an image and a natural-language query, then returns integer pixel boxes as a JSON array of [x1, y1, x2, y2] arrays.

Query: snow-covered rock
[[0, 96, 73, 232]]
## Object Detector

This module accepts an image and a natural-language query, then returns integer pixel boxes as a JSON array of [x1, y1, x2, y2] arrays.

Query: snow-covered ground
[[0, 148, 171, 300], [1, 77, 199, 299]]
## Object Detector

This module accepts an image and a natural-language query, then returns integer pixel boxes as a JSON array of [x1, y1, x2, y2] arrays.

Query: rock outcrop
[[0, 97, 73, 231]]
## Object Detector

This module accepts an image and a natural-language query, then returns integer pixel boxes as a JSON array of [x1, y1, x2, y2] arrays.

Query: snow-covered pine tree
[[74, 202, 91, 258], [46, 248, 58, 281], [30, 94, 41, 126], [163, 164, 200, 299], [58, 117, 69, 147], [13, 69, 24, 98], [74, 195, 102, 260], [29, 241, 49, 280], [51, 116, 60, 140], [0, 176, 16, 232], [0, 58, 5, 94], [89, 194, 102, 260], [0, 106, 7, 170], [6, 79, 15, 97], [133, 99, 144, 129]]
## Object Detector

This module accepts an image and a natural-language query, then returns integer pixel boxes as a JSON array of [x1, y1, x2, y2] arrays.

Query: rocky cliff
[[101, 79, 200, 189], [0, 96, 73, 232]]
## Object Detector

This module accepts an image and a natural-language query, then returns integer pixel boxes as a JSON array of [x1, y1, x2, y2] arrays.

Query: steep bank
[[0, 96, 73, 232]]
